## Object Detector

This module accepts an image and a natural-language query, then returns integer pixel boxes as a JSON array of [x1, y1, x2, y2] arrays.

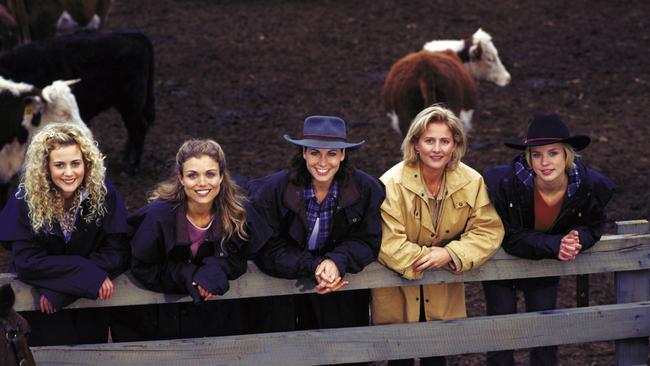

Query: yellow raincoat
[[371, 161, 504, 323]]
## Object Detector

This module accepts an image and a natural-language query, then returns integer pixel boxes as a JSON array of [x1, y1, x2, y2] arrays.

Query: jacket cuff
[[444, 246, 462, 271], [324, 252, 347, 277], [193, 263, 229, 295], [180, 264, 201, 303], [39, 288, 77, 310]]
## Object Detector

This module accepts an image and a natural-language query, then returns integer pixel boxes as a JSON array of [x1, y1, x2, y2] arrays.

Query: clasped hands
[[558, 230, 581, 261], [411, 246, 459, 274], [314, 258, 348, 295]]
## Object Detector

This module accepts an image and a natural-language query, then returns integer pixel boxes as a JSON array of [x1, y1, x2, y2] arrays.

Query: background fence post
[[615, 220, 649, 366]]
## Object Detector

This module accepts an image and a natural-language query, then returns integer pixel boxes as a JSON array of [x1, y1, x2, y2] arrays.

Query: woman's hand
[[314, 259, 349, 295], [412, 247, 452, 272], [98, 277, 114, 300], [197, 284, 217, 300], [558, 230, 581, 261], [39, 294, 55, 314]]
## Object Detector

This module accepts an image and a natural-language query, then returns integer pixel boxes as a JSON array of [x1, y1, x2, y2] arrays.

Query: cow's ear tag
[[24, 105, 34, 116]]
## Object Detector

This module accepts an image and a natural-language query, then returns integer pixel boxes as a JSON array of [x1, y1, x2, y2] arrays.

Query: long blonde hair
[[20, 123, 106, 234], [401, 105, 467, 170], [149, 139, 248, 240]]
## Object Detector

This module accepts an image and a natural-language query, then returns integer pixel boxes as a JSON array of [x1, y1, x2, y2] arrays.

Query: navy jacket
[[0, 179, 130, 310], [248, 169, 385, 279], [483, 157, 615, 260], [128, 200, 269, 303]]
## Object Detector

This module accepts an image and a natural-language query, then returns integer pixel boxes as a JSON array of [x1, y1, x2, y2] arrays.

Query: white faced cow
[[424, 28, 511, 87], [384, 28, 510, 135], [0, 76, 88, 207]]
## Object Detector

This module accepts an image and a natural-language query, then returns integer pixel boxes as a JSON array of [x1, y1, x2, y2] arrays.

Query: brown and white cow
[[383, 50, 478, 136], [384, 28, 510, 135], [0, 75, 88, 207], [423, 28, 511, 87]]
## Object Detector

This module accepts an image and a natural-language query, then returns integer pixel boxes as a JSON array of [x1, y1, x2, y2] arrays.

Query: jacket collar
[[283, 173, 360, 213], [400, 162, 472, 198], [175, 203, 223, 245], [511, 154, 583, 198]]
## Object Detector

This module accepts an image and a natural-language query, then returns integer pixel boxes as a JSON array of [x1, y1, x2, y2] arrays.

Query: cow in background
[[383, 50, 477, 135], [0, 76, 88, 207], [384, 28, 511, 135], [0, 30, 155, 172], [423, 28, 511, 87], [0, 0, 113, 50]]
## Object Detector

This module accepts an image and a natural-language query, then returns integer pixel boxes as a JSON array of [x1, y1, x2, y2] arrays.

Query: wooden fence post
[[615, 220, 650, 366]]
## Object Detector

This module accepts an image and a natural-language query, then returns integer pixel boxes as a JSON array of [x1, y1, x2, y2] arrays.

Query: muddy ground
[[2, 0, 649, 364]]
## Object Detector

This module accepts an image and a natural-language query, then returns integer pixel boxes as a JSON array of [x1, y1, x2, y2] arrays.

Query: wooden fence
[[1, 220, 649, 365]]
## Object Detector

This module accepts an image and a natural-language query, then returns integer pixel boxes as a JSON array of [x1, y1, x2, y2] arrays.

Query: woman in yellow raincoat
[[371, 106, 504, 366]]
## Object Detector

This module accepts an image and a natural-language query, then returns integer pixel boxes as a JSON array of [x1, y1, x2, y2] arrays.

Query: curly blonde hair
[[149, 139, 248, 240], [19, 123, 106, 234]]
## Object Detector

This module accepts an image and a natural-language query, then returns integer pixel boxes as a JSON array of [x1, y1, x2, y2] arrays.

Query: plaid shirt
[[514, 154, 581, 197], [304, 181, 339, 251]]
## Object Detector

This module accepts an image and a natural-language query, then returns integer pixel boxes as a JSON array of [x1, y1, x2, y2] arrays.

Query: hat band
[[301, 134, 348, 142], [524, 137, 563, 143]]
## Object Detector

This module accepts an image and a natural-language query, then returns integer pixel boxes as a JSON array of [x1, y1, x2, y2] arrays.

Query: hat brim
[[504, 135, 591, 151], [283, 135, 365, 150]]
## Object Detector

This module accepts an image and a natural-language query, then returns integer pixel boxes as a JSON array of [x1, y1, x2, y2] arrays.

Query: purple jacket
[[128, 200, 269, 303], [248, 169, 385, 279], [0, 178, 129, 309]]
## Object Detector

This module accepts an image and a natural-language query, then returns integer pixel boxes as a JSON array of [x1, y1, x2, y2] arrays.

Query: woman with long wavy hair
[[0, 123, 130, 346], [126, 139, 267, 340]]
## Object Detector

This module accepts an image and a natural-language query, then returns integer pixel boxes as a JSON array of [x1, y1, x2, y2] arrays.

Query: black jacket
[[247, 169, 385, 279], [483, 156, 615, 260], [128, 200, 268, 303], [0, 178, 129, 309]]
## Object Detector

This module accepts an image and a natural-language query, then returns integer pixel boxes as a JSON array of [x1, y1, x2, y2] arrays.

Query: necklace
[[186, 213, 215, 230]]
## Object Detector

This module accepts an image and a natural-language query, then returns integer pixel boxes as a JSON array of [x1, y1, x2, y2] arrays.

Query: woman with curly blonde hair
[[0, 123, 130, 346], [126, 139, 268, 340]]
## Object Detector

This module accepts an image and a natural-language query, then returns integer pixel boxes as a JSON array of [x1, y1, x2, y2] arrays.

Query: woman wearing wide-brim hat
[[246, 116, 384, 353], [482, 112, 615, 366]]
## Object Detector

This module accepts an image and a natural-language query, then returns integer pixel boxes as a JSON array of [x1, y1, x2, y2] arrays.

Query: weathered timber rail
[[1, 220, 648, 365]]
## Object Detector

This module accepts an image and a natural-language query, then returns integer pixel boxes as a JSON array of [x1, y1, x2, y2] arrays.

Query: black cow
[[0, 30, 155, 171]]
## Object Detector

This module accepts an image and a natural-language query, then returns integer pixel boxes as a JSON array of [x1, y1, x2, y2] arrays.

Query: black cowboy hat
[[504, 112, 591, 151], [284, 115, 365, 150]]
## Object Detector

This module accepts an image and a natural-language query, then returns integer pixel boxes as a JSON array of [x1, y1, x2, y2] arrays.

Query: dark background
[[4, 0, 650, 363]]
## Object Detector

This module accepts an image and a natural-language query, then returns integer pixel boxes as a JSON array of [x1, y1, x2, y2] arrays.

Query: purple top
[[187, 217, 211, 257]]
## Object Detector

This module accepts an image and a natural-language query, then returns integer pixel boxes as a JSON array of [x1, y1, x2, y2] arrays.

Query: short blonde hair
[[401, 105, 467, 170], [525, 143, 577, 171], [20, 123, 106, 234]]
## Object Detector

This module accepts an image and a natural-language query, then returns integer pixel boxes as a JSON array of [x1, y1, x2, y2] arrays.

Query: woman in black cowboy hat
[[246, 116, 384, 358], [481, 112, 615, 366]]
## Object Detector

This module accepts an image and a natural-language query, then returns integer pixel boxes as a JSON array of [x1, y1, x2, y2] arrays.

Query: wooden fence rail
[[1, 220, 649, 365]]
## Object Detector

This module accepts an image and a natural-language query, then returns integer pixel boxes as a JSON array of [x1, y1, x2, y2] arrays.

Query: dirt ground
[[2, 0, 649, 364]]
